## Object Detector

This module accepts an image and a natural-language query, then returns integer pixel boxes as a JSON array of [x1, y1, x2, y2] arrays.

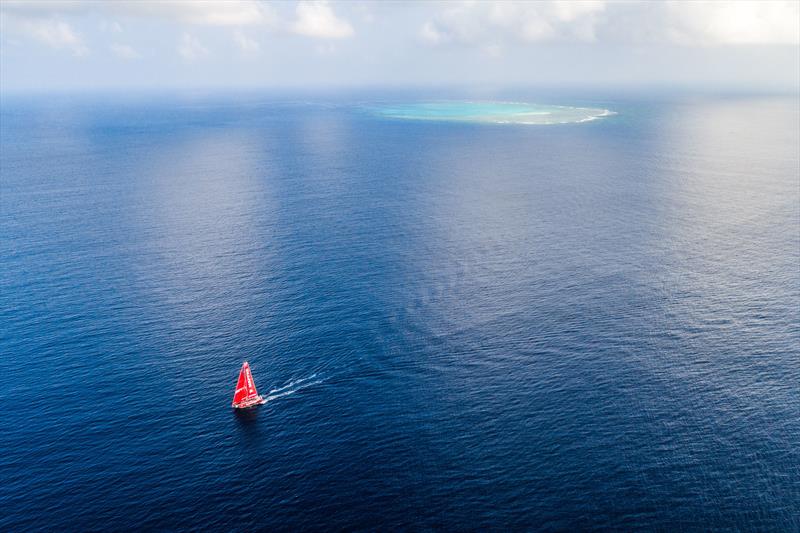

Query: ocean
[[1, 90, 798, 530]]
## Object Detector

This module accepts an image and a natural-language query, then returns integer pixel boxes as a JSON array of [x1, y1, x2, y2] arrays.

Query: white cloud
[[661, 1, 800, 46], [111, 1, 275, 27], [421, 1, 800, 47], [178, 32, 208, 60], [110, 43, 140, 59], [421, 3, 490, 45], [0, 1, 88, 17], [233, 29, 260, 54], [0, 0, 275, 27], [292, 1, 354, 39], [16, 18, 88, 56], [421, 1, 600, 46]]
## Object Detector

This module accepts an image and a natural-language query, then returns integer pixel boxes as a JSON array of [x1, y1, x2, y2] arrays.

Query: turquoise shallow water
[[371, 101, 614, 124]]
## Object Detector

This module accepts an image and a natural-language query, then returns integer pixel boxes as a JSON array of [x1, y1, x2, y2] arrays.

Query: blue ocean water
[[1, 91, 799, 530]]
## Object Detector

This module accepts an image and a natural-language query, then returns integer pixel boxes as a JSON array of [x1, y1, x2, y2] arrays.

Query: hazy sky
[[1, 0, 799, 92]]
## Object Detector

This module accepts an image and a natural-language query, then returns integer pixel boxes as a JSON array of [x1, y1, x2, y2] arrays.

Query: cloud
[[111, 1, 275, 27], [233, 29, 260, 54], [0, 0, 355, 62], [0, 1, 88, 17], [420, 3, 489, 46], [178, 32, 208, 60], [421, 1, 605, 46], [292, 1, 354, 39], [661, 1, 800, 46], [421, 1, 800, 47], [15, 18, 89, 56], [110, 43, 140, 59], [0, 0, 275, 27]]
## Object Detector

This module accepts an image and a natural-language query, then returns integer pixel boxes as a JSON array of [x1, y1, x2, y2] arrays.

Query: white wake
[[263, 374, 322, 403]]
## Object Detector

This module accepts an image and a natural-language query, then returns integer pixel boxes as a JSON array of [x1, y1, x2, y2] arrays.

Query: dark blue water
[[2, 91, 799, 531]]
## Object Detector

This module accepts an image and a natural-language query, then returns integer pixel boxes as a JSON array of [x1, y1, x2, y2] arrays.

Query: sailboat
[[232, 361, 266, 408]]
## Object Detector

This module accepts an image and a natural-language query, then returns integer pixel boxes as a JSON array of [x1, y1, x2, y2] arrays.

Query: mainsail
[[232, 361, 265, 408]]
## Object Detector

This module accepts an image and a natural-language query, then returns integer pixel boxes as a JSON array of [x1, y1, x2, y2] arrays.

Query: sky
[[1, 0, 799, 93]]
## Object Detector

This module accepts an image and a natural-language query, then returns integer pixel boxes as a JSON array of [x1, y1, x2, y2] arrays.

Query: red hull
[[232, 395, 266, 409]]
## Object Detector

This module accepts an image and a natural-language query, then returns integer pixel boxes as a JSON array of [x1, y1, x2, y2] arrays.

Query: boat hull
[[232, 395, 266, 409]]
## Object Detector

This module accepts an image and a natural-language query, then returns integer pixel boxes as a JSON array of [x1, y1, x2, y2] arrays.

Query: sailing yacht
[[231, 361, 266, 408]]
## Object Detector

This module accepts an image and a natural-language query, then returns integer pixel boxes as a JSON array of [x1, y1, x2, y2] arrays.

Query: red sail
[[244, 363, 259, 398], [232, 362, 251, 405], [232, 361, 264, 407]]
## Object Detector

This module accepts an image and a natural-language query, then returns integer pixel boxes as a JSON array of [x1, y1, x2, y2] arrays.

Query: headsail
[[232, 361, 265, 408]]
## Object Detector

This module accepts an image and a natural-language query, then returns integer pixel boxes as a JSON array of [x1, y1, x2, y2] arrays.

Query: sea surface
[[1, 90, 799, 531]]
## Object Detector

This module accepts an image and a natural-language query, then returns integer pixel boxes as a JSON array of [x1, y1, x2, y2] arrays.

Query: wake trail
[[263, 374, 322, 403]]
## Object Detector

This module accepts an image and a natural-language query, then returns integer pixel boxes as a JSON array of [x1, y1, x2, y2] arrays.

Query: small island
[[371, 101, 615, 125]]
